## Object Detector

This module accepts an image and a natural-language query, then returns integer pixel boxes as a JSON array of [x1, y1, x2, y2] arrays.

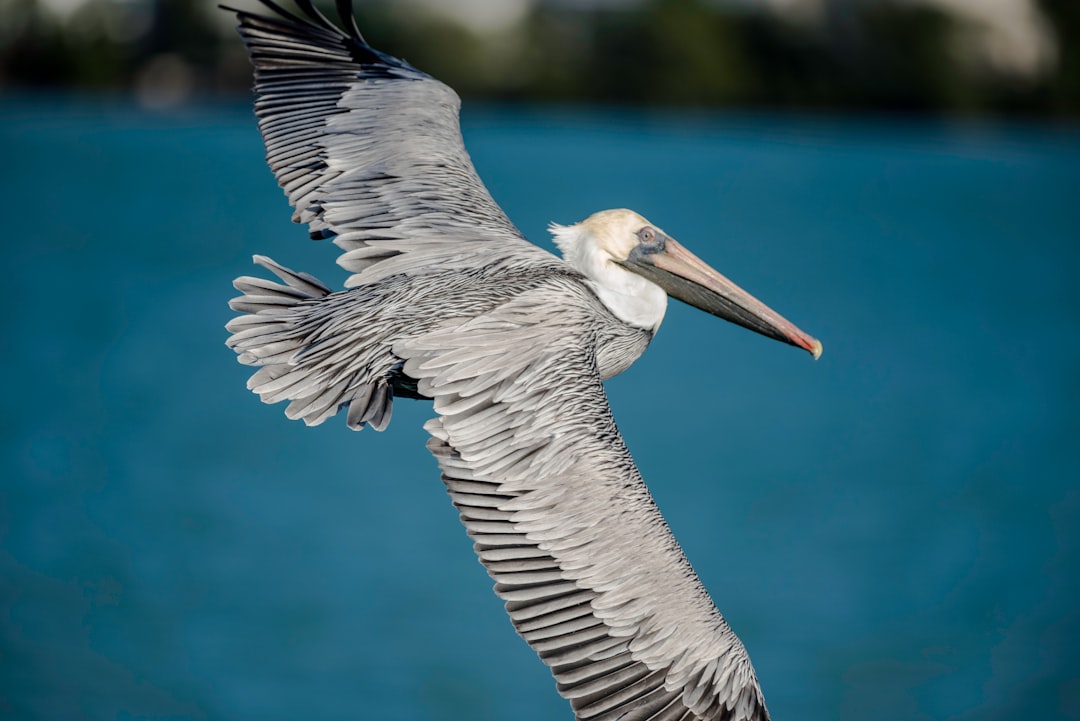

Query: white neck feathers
[[550, 222, 667, 331]]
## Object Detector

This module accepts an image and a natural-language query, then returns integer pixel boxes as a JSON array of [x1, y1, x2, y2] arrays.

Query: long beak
[[620, 238, 823, 359]]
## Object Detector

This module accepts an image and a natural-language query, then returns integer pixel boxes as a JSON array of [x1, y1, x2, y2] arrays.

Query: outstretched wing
[[227, 0, 558, 286], [397, 280, 771, 721]]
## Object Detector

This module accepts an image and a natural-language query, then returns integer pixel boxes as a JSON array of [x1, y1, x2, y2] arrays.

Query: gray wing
[[228, 0, 557, 286], [396, 281, 771, 721]]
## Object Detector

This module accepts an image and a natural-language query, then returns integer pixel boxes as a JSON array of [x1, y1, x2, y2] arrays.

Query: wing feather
[[226, 1, 556, 286], [400, 283, 772, 721]]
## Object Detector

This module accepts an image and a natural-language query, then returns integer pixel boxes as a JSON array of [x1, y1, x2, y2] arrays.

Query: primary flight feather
[[224, 2, 821, 719]]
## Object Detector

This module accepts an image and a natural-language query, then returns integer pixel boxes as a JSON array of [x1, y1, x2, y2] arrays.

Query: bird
[[222, 2, 821, 719]]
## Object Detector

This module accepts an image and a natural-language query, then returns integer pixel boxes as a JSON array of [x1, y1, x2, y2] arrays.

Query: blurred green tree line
[[1, 0, 1077, 116]]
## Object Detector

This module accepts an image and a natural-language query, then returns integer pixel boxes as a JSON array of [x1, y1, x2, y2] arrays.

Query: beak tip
[[809, 338, 823, 361]]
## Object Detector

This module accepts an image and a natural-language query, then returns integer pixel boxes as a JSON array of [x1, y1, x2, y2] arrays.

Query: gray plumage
[[223, 2, 824, 719]]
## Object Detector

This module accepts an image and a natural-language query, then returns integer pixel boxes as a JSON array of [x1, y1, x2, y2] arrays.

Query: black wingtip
[[221, 0, 309, 30], [222, 0, 427, 80], [294, 0, 337, 31], [336, 0, 366, 42], [221, 0, 378, 53]]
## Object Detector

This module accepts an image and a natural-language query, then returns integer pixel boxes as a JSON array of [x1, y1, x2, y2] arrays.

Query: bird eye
[[638, 227, 656, 244]]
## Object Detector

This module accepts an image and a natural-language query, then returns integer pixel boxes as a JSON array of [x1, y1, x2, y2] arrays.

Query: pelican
[[224, 2, 821, 719]]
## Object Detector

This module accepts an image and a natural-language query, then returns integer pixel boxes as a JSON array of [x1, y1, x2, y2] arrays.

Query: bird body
[[229, 252, 652, 427], [224, 2, 821, 719]]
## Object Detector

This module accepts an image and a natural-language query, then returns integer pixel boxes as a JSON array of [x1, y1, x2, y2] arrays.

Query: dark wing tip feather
[[222, 0, 319, 33], [292, 0, 336, 28], [221, 0, 423, 77], [335, 0, 366, 42]]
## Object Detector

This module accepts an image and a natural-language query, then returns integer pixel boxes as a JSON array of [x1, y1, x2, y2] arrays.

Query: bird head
[[550, 209, 822, 358]]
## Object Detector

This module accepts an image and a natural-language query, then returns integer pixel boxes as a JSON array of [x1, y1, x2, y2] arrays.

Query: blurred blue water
[[2, 95, 1078, 721]]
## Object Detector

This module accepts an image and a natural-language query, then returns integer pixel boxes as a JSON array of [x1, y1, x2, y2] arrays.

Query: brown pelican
[[224, 2, 821, 719]]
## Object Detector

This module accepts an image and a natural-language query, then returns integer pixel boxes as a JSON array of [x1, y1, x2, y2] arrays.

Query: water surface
[[2, 96, 1078, 721]]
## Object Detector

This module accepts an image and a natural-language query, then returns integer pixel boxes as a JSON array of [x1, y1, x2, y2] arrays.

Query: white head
[[549, 208, 824, 358]]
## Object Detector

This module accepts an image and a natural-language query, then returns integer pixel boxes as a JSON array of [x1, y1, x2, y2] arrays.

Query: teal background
[[2, 97, 1078, 720]]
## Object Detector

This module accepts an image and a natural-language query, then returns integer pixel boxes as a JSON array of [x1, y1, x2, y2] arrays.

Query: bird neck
[[586, 271, 667, 331]]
